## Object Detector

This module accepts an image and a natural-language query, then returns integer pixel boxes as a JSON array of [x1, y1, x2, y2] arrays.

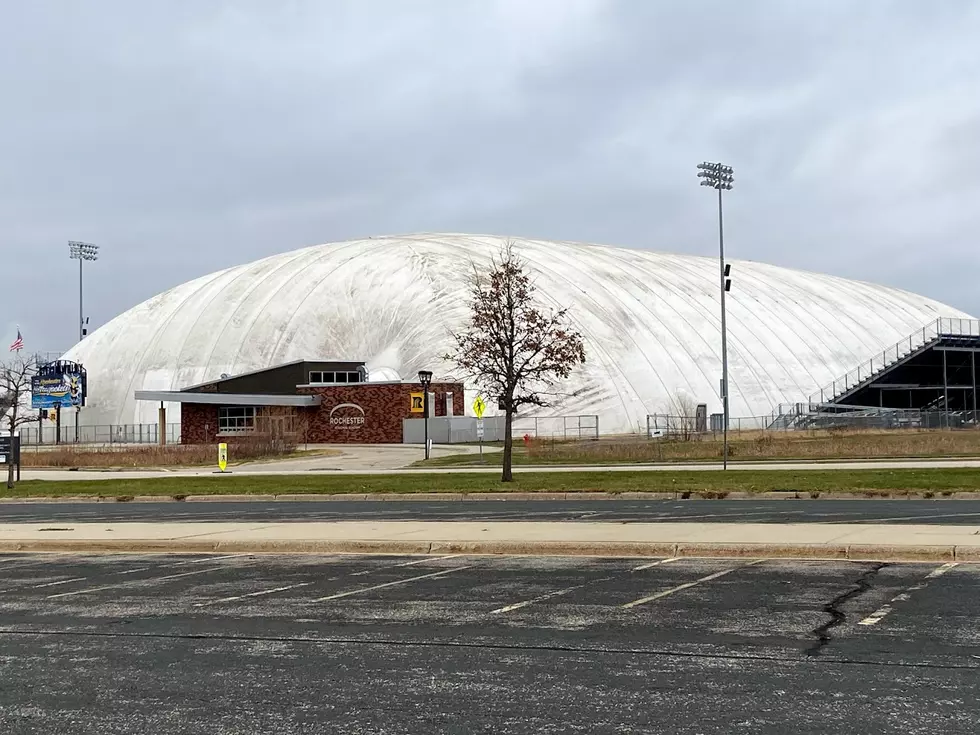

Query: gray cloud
[[3, 0, 979, 352]]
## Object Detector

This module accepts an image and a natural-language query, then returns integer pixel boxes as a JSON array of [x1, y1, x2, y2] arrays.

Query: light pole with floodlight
[[418, 370, 433, 460], [68, 241, 99, 343], [697, 162, 734, 470]]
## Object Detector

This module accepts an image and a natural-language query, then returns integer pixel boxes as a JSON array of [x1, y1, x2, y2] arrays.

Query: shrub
[[21, 432, 299, 468]]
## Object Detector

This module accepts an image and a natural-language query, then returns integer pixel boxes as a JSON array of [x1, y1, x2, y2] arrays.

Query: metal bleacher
[[769, 318, 980, 430]]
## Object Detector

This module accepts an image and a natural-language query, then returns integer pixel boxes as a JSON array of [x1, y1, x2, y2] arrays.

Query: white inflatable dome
[[63, 233, 971, 433]]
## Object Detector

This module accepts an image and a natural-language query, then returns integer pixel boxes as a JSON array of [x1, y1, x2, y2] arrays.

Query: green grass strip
[[4, 468, 980, 498]]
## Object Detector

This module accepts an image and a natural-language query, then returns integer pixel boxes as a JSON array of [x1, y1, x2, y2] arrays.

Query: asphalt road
[[0, 552, 977, 733], [5, 498, 980, 525]]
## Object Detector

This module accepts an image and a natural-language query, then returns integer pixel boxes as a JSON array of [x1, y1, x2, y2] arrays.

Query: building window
[[218, 406, 255, 433], [309, 370, 362, 384]]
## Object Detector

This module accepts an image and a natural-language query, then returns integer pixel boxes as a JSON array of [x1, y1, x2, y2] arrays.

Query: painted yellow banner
[[410, 392, 425, 413]]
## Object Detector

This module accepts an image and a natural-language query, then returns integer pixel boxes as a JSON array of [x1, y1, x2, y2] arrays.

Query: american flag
[[8, 328, 23, 352]]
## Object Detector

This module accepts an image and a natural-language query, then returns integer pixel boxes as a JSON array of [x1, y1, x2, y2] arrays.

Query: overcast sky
[[3, 0, 979, 353]]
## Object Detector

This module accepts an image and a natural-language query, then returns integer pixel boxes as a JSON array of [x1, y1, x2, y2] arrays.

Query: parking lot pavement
[[0, 553, 978, 733], [6, 498, 980, 525]]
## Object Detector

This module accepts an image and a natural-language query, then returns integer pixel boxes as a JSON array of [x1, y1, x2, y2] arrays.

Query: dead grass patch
[[522, 428, 980, 464], [20, 437, 321, 468]]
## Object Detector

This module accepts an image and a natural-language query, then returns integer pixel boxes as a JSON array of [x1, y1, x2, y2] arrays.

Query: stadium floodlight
[[697, 162, 734, 470], [418, 370, 433, 460], [68, 241, 99, 261], [68, 241, 99, 343]]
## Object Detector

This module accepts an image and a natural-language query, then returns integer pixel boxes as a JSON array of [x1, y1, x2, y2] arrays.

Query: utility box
[[710, 413, 725, 433], [696, 404, 708, 433]]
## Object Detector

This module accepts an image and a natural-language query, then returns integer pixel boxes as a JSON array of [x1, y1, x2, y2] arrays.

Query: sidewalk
[[20, 456, 980, 482], [2, 521, 978, 561]]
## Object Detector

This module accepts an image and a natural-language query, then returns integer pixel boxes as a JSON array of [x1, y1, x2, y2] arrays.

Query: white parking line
[[46, 565, 234, 600], [622, 560, 764, 609], [632, 557, 679, 571], [926, 562, 960, 579], [31, 577, 88, 589], [348, 555, 462, 577], [194, 582, 313, 607], [169, 553, 252, 567], [491, 559, 680, 615], [859, 562, 959, 626], [312, 566, 475, 603], [490, 582, 589, 615]]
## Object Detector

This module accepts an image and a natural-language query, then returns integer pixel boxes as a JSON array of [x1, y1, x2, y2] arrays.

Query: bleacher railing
[[808, 317, 980, 407]]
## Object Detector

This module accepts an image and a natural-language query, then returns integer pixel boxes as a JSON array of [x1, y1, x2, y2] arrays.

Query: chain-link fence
[[17, 423, 182, 446], [790, 409, 980, 431], [646, 413, 771, 438], [512, 415, 599, 440], [648, 409, 980, 437]]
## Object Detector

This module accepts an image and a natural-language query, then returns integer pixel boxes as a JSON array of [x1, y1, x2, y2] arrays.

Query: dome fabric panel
[[63, 233, 971, 434]]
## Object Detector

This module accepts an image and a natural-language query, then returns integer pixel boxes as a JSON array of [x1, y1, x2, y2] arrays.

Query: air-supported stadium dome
[[64, 233, 971, 434]]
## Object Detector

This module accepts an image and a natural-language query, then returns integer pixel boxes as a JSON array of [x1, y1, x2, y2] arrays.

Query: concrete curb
[[1, 538, 977, 561], [5, 490, 980, 504]]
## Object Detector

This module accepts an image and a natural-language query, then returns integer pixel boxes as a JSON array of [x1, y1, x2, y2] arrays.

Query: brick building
[[134, 360, 464, 445]]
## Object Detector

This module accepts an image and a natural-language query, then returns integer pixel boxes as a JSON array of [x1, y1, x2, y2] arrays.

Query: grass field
[[419, 429, 980, 467], [5, 468, 980, 499]]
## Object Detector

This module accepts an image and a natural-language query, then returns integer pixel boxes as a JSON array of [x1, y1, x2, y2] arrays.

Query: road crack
[[806, 562, 887, 657]]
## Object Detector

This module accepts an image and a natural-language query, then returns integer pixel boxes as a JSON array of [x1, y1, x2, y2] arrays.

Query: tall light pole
[[68, 241, 99, 343], [418, 370, 433, 460], [697, 162, 734, 470]]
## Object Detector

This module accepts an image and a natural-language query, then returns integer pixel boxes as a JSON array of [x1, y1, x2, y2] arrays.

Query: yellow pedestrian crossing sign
[[472, 395, 487, 419]]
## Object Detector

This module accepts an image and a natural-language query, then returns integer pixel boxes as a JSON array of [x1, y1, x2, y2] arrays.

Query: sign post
[[217, 443, 228, 473], [472, 395, 487, 463], [0, 434, 22, 483]]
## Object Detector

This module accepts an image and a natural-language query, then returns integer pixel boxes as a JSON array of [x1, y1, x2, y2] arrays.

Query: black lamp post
[[418, 370, 433, 460]]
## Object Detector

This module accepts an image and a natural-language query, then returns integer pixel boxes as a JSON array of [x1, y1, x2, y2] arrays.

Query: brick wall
[[180, 403, 219, 444], [299, 382, 464, 444], [179, 382, 465, 445]]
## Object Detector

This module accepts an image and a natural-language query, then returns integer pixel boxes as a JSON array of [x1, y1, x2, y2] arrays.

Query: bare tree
[[447, 244, 586, 482], [0, 354, 37, 488], [669, 391, 699, 441]]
